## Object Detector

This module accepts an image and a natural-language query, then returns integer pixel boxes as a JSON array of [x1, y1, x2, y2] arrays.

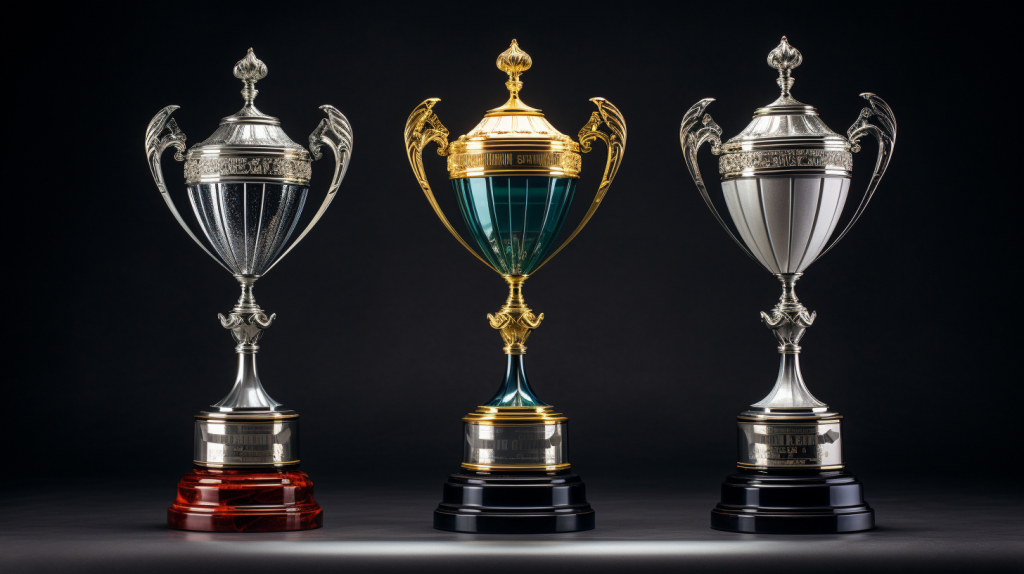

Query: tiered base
[[434, 470, 594, 533], [711, 469, 874, 534], [168, 467, 323, 532]]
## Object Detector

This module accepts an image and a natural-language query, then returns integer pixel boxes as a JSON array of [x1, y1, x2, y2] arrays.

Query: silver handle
[[815, 93, 897, 261], [679, 99, 759, 265], [145, 106, 230, 272], [262, 105, 354, 275]]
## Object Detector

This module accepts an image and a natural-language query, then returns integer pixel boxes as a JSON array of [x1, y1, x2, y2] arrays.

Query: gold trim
[[737, 463, 845, 471], [194, 460, 300, 468], [195, 412, 299, 421], [737, 416, 843, 423], [463, 405, 568, 425], [488, 275, 542, 354], [462, 462, 570, 472]]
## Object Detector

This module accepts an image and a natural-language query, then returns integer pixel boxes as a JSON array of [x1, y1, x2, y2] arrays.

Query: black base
[[711, 469, 874, 534], [434, 470, 595, 533]]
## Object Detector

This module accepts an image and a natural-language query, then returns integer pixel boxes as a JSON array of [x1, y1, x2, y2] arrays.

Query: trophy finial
[[497, 39, 532, 101], [233, 48, 268, 105], [767, 36, 802, 97]]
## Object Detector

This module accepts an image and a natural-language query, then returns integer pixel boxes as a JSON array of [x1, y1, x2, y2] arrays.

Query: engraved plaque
[[463, 422, 568, 467], [193, 418, 300, 465], [737, 420, 842, 469]]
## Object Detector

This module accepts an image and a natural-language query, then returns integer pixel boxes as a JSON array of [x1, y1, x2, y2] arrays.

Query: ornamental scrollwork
[[183, 156, 312, 184]]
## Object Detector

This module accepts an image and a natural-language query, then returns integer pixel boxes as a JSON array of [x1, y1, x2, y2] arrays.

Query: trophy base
[[168, 466, 323, 532], [434, 469, 595, 533], [710, 469, 874, 534]]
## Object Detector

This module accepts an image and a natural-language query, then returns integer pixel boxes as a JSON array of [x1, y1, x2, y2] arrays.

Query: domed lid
[[718, 37, 853, 180], [447, 40, 581, 179], [184, 49, 312, 185]]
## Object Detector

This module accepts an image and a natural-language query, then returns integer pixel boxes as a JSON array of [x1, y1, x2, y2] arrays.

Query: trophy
[[405, 40, 625, 533], [680, 37, 895, 534], [145, 49, 353, 532]]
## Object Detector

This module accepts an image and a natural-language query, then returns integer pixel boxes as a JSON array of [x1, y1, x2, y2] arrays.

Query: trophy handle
[[679, 99, 760, 265], [145, 106, 230, 272], [404, 98, 497, 273], [262, 105, 353, 275], [531, 97, 627, 274], [814, 93, 897, 261]]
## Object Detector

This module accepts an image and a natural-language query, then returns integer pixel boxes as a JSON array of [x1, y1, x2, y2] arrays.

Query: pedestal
[[710, 469, 874, 534], [168, 467, 322, 532], [434, 470, 594, 533]]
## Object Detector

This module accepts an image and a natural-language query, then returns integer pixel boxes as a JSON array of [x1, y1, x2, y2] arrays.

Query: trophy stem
[[488, 275, 544, 355], [212, 276, 282, 410], [752, 274, 825, 410]]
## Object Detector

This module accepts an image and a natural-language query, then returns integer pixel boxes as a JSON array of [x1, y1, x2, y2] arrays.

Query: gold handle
[[404, 98, 497, 273], [532, 97, 627, 274]]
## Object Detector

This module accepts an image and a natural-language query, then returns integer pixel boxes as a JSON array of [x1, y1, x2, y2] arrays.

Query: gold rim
[[194, 460, 300, 468], [462, 462, 570, 472], [463, 406, 568, 425], [736, 463, 845, 471]]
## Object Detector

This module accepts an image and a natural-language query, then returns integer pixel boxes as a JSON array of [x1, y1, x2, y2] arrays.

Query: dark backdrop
[[14, 4, 1010, 491]]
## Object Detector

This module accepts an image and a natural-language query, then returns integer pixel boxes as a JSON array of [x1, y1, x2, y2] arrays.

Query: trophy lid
[[718, 37, 853, 180], [447, 40, 581, 179], [184, 49, 312, 185]]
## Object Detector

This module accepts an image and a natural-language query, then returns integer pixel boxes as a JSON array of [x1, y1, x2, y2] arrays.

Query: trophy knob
[[497, 39, 532, 99], [767, 36, 802, 96], [233, 48, 268, 104]]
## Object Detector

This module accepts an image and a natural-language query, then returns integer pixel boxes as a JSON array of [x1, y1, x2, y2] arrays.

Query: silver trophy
[[145, 49, 352, 532], [681, 37, 895, 534]]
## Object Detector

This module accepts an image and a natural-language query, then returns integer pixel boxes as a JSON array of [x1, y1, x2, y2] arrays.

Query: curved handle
[[679, 99, 760, 266], [262, 105, 353, 275], [145, 106, 230, 272], [531, 97, 627, 274], [814, 93, 896, 261], [404, 98, 497, 273]]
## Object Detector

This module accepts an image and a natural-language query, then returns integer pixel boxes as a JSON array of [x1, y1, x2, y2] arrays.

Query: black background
[[14, 3, 1012, 492]]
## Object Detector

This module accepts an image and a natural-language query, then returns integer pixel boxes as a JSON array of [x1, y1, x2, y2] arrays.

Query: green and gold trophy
[[404, 40, 625, 533]]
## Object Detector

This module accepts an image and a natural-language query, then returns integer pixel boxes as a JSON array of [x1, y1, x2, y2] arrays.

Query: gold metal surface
[[463, 405, 568, 425], [487, 275, 543, 354], [194, 460, 301, 468], [462, 462, 571, 472]]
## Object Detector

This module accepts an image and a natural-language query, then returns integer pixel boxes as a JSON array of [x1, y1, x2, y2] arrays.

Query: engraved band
[[184, 155, 312, 185], [719, 149, 853, 179]]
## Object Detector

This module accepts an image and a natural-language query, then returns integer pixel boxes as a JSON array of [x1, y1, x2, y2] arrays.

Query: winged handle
[[814, 93, 896, 261], [679, 99, 760, 266], [531, 97, 627, 274], [404, 99, 497, 272], [145, 106, 230, 272], [261, 105, 353, 275]]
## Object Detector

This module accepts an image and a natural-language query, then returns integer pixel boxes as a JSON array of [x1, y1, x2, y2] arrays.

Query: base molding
[[168, 466, 322, 532], [434, 470, 595, 533], [711, 469, 874, 534]]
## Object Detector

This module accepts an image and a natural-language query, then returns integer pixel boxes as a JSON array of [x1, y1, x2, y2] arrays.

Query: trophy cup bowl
[[680, 37, 895, 534], [145, 49, 353, 532], [405, 40, 625, 533]]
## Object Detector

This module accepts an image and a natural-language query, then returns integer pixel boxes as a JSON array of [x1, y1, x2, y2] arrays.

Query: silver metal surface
[[463, 423, 568, 467], [678, 38, 897, 454], [144, 49, 354, 418], [194, 413, 300, 466], [736, 419, 842, 469]]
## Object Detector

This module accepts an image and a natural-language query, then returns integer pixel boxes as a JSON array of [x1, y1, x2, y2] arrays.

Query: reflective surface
[[453, 176, 576, 276], [188, 183, 309, 276], [484, 354, 546, 407], [463, 422, 568, 467]]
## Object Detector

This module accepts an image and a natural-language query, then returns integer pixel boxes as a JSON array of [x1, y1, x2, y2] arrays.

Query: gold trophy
[[404, 40, 625, 533]]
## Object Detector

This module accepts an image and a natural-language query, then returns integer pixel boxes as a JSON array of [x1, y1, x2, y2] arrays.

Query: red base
[[168, 467, 323, 532]]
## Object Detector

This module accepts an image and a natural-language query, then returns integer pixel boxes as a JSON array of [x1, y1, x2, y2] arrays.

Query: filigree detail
[[497, 39, 532, 100], [488, 309, 545, 354], [233, 48, 267, 104], [761, 274, 815, 354], [183, 156, 312, 184], [218, 310, 277, 352], [405, 99, 496, 272], [529, 98, 627, 274], [719, 149, 852, 175]]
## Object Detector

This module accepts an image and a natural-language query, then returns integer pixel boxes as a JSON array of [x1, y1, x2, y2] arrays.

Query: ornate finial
[[767, 36, 802, 97], [233, 48, 268, 105], [497, 39, 532, 100]]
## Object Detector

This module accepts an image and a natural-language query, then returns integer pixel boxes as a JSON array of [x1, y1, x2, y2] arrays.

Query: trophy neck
[[233, 275, 261, 313]]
